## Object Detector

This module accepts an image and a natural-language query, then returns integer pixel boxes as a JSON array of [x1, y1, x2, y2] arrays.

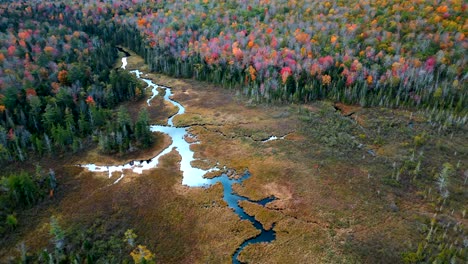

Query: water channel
[[81, 53, 277, 263]]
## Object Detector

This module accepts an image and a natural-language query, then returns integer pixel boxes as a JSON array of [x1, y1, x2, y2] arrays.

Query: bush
[[413, 133, 427, 147], [1, 171, 42, 208], [5, 214, 18, 230]]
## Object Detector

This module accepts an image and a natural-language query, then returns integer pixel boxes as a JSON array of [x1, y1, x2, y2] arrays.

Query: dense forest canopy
[[0, 1, 151, 162], [0, 0, 465, 168], [0, 0, 466, 162], [0, 1, 466, 263], [129, 0, 467, 106]]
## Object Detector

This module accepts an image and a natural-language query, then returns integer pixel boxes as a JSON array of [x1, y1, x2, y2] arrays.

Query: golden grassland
[[1, 50, 466, 263]]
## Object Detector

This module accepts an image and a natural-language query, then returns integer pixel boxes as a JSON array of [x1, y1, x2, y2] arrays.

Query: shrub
[[5, 214, 18, 230], [413, 133, 427, 147], [1, 171, 42, 208]]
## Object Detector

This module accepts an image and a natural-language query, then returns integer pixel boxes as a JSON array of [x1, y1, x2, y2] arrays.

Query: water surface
[[81, 56, 277, 263]]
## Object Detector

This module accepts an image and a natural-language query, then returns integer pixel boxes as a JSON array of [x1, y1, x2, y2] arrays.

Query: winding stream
[[81, 53, 277, 263]]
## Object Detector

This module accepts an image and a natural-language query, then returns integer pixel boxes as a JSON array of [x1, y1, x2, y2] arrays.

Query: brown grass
[[2, 48, 466, 263], [238, 200, 284, 230]]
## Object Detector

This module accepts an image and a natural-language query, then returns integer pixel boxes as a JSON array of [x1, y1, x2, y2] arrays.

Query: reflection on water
[[81, 56, 277, 263], [82, 57, 218, 186]]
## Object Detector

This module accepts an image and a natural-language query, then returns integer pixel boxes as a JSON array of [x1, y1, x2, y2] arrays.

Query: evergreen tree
[[135, 109, 153, 148], [42, 103, 61, 132], [117, 106, 132, 137]]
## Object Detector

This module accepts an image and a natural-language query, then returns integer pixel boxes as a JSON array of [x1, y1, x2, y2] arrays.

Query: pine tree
[[135, 109, 153, 148], [117, 106, 132, 136], [78, 112, 90, 136], [42, 103, 61, 132]]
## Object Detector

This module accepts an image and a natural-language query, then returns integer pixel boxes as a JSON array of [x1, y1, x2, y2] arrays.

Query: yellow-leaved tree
[[124, 229, 156, 264], [130, 245, 155, 264]]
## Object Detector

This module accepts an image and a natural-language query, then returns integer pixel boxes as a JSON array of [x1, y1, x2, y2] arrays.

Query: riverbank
[[1, 49, 466, 263], [119, 49, 466, 263]]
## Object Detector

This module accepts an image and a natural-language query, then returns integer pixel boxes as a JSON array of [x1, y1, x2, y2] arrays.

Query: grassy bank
[[1, 50, 466, 263]]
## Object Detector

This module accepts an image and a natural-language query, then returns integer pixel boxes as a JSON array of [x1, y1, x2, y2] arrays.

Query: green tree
[[42, 103, 61, 132], [89, 106, 108, 129], [50, 216, 65, 252], [135, 109, 153, 148], [1, 171, 41, 208], [5, 214, 18, 230], [64, 107, 75, 132], [117, 106, 132, 137], [28, 95, 43, 132], [78, 112, 90, 136]]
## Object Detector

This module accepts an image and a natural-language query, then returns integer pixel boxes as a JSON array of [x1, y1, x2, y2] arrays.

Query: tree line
[[0, 4, 153, 162]]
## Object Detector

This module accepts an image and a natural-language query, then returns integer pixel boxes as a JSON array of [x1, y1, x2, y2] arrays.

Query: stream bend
[[81, 55, 277, 263]]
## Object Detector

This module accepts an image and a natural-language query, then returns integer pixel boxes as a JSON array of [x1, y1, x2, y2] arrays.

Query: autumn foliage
[[0, 1, 147, 162], [58, 70, 69, 85], [0, 0, 466, 162]]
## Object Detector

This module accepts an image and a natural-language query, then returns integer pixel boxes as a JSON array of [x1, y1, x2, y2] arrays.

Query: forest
[[0, 0, 466, 263]]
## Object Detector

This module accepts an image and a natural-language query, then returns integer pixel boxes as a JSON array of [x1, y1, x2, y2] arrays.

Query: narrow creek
[[81, 54, 277, 263]]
